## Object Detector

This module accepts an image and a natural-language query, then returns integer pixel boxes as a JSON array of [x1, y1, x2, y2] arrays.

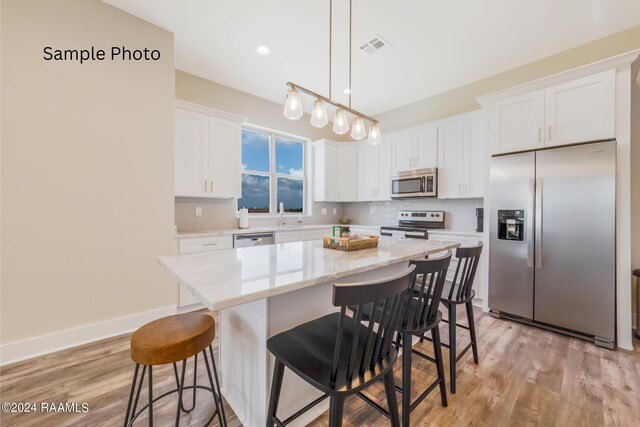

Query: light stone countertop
[[158, 236, 459, 311], [175, 224, 380, 239]]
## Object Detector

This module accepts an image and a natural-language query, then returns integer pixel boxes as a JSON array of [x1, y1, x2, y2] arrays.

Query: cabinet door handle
[[548, 125, 553, 141], [538, 127, 543, 143], [210, 180, 213, 192], [204, 180, 207, 192]]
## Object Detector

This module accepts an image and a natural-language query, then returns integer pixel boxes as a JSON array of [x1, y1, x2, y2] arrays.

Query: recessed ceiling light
[[343, 88, 352, 94], [256, 45, 270, 55]]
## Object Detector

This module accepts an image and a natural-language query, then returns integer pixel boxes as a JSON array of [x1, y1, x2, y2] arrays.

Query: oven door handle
[[420, 177, 425, 193]]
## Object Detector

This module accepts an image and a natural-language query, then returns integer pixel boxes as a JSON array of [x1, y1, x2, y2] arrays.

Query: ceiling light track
[[287, 82, 378, 124]]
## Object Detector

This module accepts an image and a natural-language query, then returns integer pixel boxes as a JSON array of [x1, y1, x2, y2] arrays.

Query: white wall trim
[[175, 99, 247, 123], [0, 305, 179, 366]]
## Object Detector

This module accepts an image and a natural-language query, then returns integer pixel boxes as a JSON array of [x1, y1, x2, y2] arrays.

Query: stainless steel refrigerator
[[488, 140, 616, 348]]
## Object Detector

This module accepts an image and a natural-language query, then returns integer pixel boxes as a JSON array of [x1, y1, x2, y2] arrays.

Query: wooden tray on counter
[[323, 235, 379, 251]]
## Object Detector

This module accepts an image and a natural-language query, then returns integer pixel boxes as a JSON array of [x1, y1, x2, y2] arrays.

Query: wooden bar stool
[[265, 265, 416, 427], [437, 242, 483, 394], [123, 312, 227, 427], [357, 252, 452, 427]]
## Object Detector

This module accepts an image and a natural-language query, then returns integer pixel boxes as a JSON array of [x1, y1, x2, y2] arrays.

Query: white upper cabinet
[[437, 121, 465, 198], [415, 127, 438, 169], [544, 69, 615, 147], [207, 117, 242, 198], [391, 126, 437, 171], [464, 115, 486, 198], [336, 146, 359, 201], [313, 140, 358, 202], [175, 109, 210, 197], [391, 133, 414, 171], [175, 101, 246, 198], [359, 142, 379, 201], [437, 113, 486, 199], [485, 69, 616, 155], [357, 139, 392, 202], [489, 89, 545, 155]]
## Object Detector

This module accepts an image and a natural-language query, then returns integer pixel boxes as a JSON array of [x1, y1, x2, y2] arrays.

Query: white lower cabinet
[[428, 232, 484, 307], [177, 235, 233, 307]]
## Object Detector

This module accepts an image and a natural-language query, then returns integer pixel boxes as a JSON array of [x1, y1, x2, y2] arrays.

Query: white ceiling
[[103, 0, 640, 115]]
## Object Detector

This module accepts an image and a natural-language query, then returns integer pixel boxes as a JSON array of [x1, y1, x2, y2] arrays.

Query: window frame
[[239, 125, 308, 216]]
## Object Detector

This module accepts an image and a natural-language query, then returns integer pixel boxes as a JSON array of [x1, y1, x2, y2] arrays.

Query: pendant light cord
[[349, 0, 352, 109], [329, 0, 332, 100]]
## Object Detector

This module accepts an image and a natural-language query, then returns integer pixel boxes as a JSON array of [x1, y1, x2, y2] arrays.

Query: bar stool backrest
[[331, 265, 416, 385], [404, 251, 453, 332], [448, 242, 484, 301]]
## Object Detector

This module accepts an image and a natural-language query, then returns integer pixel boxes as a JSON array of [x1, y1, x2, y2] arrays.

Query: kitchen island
[[158, 237, 459, 427]]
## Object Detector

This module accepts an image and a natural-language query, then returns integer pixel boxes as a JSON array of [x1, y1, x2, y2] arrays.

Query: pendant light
[[283, 0, 382, 139], [351, 116, 367, 140], [310, 99, 328, 127], [283, 87, 303, 120], [368, 122, 382, 145], [333, 108, 350, 134]]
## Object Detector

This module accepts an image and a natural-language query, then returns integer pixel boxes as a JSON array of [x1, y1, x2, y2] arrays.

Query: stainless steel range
[[380, 210, 445, 239]]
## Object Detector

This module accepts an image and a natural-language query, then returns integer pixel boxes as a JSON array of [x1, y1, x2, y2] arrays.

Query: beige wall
[[376, 25, 640, 132], [1, 0, 176, 343]]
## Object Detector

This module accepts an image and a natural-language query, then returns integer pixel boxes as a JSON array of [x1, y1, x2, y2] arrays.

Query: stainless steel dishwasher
[[233, 232, 276, 248]]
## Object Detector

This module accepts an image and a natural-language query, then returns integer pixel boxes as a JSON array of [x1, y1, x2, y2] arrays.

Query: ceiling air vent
[[359, 35, 391, 55]]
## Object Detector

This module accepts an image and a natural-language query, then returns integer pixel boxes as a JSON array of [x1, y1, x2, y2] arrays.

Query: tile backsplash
[[175, 198, 344, 232], [344, 198, 483, 232]]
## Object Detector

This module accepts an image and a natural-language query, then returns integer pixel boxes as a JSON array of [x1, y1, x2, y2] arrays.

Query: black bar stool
[[438, 242, 483, 394], [265, 265, 417, 427], [123, 312, 227, 427], [359, 252, 451, 427]]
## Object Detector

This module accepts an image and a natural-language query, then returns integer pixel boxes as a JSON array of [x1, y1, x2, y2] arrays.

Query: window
[[238, 128, 306, 214]]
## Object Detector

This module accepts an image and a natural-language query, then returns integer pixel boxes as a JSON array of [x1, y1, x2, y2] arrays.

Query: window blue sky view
[[275, 137, 303, 177], [238, 175, 270, 212], [239, 130, 304, 213], [241, 130, 269, 172], [277, 178, 303, 211]]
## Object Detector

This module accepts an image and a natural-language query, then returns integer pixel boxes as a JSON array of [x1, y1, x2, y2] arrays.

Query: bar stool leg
[[383, 369, 400, 427], [466, 301, 479, 364], [208, 346, 227, 427], [328, 395, 345, 427], [148, 365, 153, 427], [401, 332, 412, 427], [203, 348, 225, 427], [432, 326, 448, 407], [124, 364, 140, 427], [266, 360, 285, 427], [448, 304, 457, 394]]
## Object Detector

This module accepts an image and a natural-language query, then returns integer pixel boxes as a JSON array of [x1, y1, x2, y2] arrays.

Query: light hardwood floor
[[1, 309, 638, 426]]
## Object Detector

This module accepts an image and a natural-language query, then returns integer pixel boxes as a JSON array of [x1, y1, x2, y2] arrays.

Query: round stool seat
[[131, 313, 215, 366]]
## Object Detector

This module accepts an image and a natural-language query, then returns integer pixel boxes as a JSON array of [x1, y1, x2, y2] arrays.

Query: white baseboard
[[0, 305, 178, 366]]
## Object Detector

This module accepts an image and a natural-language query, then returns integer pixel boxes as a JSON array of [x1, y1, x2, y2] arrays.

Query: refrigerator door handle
[[535, 178, 543, 268], [527, 178, 535, 267]]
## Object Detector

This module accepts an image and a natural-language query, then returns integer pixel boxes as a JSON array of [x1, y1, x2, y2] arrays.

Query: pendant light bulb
[[351, 116, 367, 140], [333, 108, 350, 134], [310, 99, 328, 128], [368, 123, 382, 145], [283, 87, 303, 120]]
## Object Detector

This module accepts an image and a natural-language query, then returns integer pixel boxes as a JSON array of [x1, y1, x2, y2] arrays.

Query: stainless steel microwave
[[390, 168, 437, 198]]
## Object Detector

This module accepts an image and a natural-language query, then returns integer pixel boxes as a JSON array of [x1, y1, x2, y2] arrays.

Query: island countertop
[[157, 237, 459, 311]]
